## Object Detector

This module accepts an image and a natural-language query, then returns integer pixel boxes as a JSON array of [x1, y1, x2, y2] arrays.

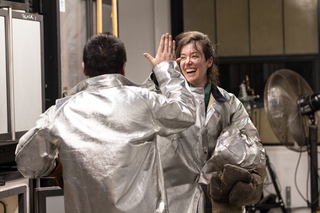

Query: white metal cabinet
[[0, 9, 44, 141]]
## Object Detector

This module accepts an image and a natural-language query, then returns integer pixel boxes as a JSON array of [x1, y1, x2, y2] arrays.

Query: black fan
[[264, 69, 320, 212]]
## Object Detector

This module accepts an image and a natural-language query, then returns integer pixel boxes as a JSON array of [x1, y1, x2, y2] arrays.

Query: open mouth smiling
[[186, 69, 196, 74]]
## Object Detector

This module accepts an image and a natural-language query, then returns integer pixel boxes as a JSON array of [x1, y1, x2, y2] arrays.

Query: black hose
[[0, 200, 6, 213]]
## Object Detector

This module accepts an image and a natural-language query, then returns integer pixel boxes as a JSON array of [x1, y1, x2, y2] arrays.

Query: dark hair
[[175, 31, 219, 86], [83, 32, 127, 77]]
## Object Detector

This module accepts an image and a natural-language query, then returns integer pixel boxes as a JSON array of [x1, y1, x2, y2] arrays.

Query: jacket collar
[[211, 85, 230, 104], [67, 74, 139, 95]]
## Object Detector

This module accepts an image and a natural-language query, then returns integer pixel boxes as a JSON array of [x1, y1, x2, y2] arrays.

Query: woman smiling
[[152, 31, 267, 213]]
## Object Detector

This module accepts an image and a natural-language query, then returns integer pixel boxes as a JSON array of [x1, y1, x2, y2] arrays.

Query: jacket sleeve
[[15, 104, 61, 178], [216, 95, 266, 169], [144, 60, 196, 136]]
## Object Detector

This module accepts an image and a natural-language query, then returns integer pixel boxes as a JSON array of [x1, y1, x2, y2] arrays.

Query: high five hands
[[144, 33, 181, 66]]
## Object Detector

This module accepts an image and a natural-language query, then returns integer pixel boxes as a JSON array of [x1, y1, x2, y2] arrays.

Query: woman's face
[[179, 43, 213, 88]]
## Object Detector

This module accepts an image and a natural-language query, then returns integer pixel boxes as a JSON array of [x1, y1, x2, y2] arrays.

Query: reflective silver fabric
[[155, 86, 266, 213], [15, 61, 196, 213], [198, 124, 264, 184]]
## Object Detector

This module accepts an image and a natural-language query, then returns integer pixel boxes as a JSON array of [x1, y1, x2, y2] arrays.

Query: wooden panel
[[183, 0, 216, 45], [250, 0, 284, 55], [216, 0, 250, 56], [284, 0, 318, 54]]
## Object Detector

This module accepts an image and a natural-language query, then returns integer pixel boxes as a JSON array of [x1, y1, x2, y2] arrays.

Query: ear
[[120, 63, 126, 76], [82, 62, 89, 77], [207, 57, 214, 68]]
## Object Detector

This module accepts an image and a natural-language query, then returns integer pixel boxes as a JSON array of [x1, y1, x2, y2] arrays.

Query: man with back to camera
[[15, 32, 196, 213]]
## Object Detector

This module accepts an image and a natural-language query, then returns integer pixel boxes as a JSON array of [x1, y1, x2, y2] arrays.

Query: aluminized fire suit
[[144, 77, 265, 213], [15, 61, 196, 213]]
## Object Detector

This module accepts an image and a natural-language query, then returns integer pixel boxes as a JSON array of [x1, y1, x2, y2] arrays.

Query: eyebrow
[[181, 51, 200, 55]]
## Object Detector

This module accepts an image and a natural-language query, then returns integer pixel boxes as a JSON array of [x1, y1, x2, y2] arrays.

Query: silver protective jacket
[[15, 61, 196, 213], [146, 83, 265, 213]]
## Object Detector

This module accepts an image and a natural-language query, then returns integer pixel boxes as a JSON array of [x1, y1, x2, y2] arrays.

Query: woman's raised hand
[[143, 33, 176, 67]]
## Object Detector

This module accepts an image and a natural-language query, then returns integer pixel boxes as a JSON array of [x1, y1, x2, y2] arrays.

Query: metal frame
[[86, 0, 116, 37], [87, 0, 93, 39], [0, 9, 45, 143], [7, 7, 15, 141], [11, 9, 46, 114], [0, 9, 11, 141], [218, 54, 319, 92], [41, 0, 62, 110], [170, 0, 183, 40], [0, 186, 27, 213], [34, 186, 64, 213], [246, 155, 288, 213]]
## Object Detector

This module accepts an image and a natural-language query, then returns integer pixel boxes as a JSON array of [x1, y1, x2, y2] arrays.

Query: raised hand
[[144, 33, 176, 67]]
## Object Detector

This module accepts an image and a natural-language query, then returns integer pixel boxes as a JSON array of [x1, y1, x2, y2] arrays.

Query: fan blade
[[264, 69, 314, 152]]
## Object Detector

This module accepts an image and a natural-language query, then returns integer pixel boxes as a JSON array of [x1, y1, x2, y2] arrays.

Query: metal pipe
[[112, 0, 118, 37], [7, 7, 16, 141], [86, 0, 93, 39], [96, 0, 102, 34], [309, 125, 318, 213]]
